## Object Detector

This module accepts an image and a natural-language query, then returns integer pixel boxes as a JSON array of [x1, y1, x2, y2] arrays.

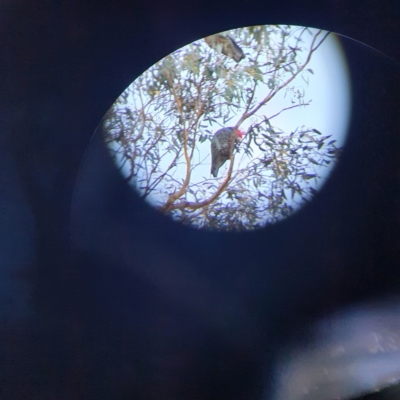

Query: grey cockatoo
[[210, 127, 245, 177], [204, 34, 245, 63]]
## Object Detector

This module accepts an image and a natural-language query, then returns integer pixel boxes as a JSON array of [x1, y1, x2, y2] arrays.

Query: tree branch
[[268, 101, 311, 120], [234, 30, 330, 129], [159, 152, 235, 213], [162, 67, 193, 206]]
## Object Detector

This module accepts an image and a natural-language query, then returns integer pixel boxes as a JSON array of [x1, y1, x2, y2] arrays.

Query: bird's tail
[[211, 154, 220, 177], [211, 164, 219, 178]]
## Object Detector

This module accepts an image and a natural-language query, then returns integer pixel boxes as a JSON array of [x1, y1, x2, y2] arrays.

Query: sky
[[193, 29, 352, 191], [105, 26, 352, 226]]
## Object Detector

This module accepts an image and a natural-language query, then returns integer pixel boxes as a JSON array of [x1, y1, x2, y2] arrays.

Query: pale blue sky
[[162, 29, 352, 199], [107, 26, 352, 224]]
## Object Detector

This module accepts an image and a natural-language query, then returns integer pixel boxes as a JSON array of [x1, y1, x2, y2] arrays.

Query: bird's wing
[[210, 138, 222, 176], [218, 129, 234, 158], [212, 134, 222, 151]]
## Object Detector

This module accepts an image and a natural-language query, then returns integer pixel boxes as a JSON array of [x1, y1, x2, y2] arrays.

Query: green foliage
[[103, 25, 340, 231]]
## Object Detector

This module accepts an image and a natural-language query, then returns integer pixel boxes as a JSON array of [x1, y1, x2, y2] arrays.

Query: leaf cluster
[[103, 26, 340, 230]]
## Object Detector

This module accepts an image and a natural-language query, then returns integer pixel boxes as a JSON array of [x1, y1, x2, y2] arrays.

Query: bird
[[204, 34, 245, 63], [210, 127, 245, 177]]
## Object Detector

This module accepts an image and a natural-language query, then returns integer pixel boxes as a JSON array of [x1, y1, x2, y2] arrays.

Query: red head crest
[[236, 129, 245, 139]]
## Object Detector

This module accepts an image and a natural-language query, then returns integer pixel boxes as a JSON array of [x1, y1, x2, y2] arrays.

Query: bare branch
[[235, 30, 330, 129], [268, 101, 311, 120], [159, 151, 235, 213], [159, 133, 237, 213]]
